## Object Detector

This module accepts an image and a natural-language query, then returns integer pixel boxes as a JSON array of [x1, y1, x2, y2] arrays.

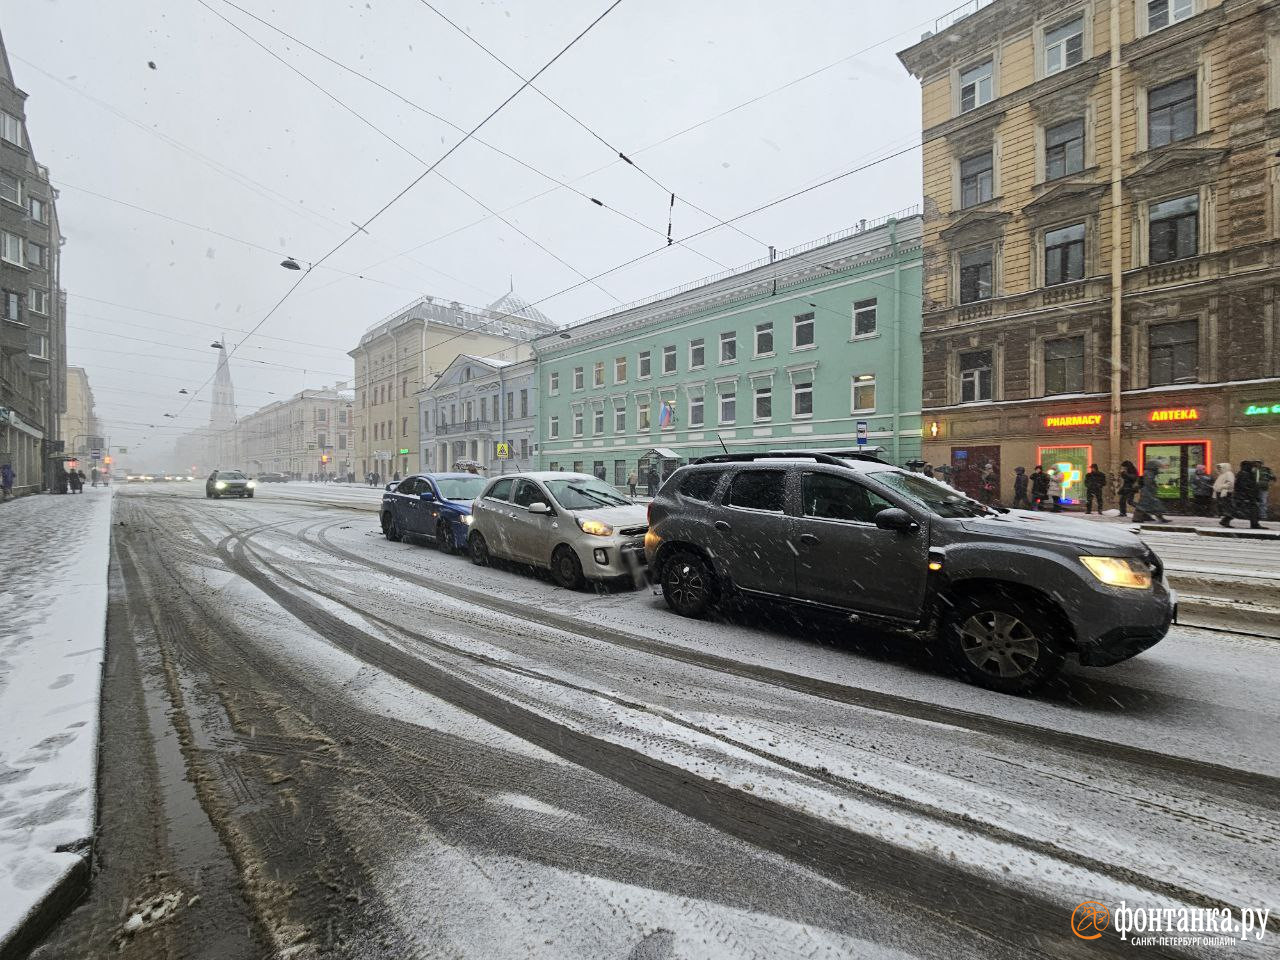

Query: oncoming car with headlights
[[467, 472, 649, 589], [205, 469, 255, 499], [644, 452, 1176, 694]]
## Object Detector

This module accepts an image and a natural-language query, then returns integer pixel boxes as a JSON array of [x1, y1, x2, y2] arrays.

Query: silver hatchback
[[468, 472, 649, 589]]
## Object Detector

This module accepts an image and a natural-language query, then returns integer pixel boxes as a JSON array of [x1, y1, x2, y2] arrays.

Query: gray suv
[[644, 452, 1176, 693]]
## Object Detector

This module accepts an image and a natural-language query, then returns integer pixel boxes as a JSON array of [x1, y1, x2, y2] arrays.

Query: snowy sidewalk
[[0, 488, 113, 957]]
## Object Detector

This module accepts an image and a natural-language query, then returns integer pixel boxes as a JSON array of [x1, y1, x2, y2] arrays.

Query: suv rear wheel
[[660, 550, 716, 618], [943, 591, 1064, 693]]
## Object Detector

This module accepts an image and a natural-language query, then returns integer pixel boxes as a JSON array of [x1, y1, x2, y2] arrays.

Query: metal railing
[[935, 0, 995, 34]]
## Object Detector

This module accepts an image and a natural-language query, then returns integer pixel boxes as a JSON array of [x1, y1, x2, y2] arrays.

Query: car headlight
[[215, 481, 227, 489], [1080, 556, 1152, 589], [461, 514, 473, 525], [247, 480, 256, 488], [577, 518, 613, 537]]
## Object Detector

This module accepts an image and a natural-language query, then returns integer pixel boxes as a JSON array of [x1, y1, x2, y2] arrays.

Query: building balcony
[[436, 419, 499, 435], [1, 319, 27, 355]]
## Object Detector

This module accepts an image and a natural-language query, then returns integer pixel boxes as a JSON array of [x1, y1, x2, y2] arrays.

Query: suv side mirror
[[875, 508, 918, 533], [385, 482, 396, 492], [528, 501, 552, 515], [419, 491, 436, 502]]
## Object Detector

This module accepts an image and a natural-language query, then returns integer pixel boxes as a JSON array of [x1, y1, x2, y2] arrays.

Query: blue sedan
[[380, 473, 489, 553]]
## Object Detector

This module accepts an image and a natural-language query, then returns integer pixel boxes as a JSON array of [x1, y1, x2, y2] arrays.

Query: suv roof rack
[[691, 450, 889, 467]]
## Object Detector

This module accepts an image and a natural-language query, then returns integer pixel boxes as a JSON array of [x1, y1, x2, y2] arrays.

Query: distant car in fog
[[205, 469, 255, 499], [255, 472, 288, 483]]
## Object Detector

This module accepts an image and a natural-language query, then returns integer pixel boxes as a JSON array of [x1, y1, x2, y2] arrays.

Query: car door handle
[[714, 520, 731, 532], [799, 533, 820, 546]]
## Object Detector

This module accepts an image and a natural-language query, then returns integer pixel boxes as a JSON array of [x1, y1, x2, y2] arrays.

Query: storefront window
[[1036, 445, 1090, 505]]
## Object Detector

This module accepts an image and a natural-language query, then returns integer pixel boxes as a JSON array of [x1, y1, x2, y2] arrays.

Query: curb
[[1193, 527, 1280, 541], [0, 852, 90, 960]]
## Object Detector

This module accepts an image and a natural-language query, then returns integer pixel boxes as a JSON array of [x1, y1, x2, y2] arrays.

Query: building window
[[339, 434, 347, 450], [1045, 119, 1085, 180], [689, 393, 705, 427], [402, 378, 408, 398], [615, 356, 627, 382], [402, 417, 408, 437], [572, 410, 584, 436], [317, 433, 328, 449], [1148, 76, 1196, 148], [316, 408, 328, 422], [29, 333, 48, 359], [593, 361, 605, 387], [1044, 17, 1084, 76], [549, 371, 559, 394], [3, 290, 20, 321], [593, 408, 605, 434], [374, 423, 380, 440], [636, 350, 651, 378], [549, 416, 560, 439], [1148, 0, 1194, 33], [615, 407, 626, 432], [720, 331, 737, 363], [520, 389, 528, 417], [638, 402, 651, 430], [755, 322, 774, 357], [959, 60, 994, 112], [754, 384, 772, 421], [29, 197, 45, 223], [1043, 336, 1085, 394], [793, 312, 815, 349], [852, 299, 878, 338], [27, 288, 47, 315], [1, 232, 22, 265], [959, 247, 994, 304], [1149, 320, 1198, 385], [0, 172, 19, 206], [480, 397, 488, 422], [689, 338, 705, 369], [959, 151, 994, 208], [1149, 194, 1199, 263], [793, 380, 813, 418], [719, 389, 736, 425], [959, 350, 993, 403], [338, 409, 348, 425], [1044, 222, 1086, 285], [851, 375, 876, 413], [573, 366, 584, 390], [0, 112, 21, 146], [662, 344, 677, 374], [521, 438, 529, 460]]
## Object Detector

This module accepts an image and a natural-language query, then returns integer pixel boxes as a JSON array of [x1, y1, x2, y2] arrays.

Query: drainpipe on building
[[1108, 0, 1124, 484], [890, 221, 902, 465], [498, 365, 507, 475]]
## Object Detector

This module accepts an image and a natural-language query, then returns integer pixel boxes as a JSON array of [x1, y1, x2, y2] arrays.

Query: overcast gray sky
[[5, 0, 953, 461]]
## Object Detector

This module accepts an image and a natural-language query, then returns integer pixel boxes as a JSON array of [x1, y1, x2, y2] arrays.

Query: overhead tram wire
[[171, 0, 627, 423], [210, 0, 729, 273]]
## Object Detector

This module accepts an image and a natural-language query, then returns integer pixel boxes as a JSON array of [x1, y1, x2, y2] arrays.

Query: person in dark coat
[[1030, 466, 1049, 510], [647, 466, 659, 496], [1118, 460, 1139, 517], [68, 469, 82, 494], [1084, 464, 1107, 514], [1190, 464, 1214, 516], [1012, 467, 1030, 508], [979, 463, 999, 506], [1133, 464, 1168, 524], [1225, 461, 1264, 529], [90, 466, 100, 487], [55, 463, 69, 494]]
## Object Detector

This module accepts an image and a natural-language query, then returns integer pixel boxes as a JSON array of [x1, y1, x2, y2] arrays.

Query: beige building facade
[[899, 0, 1280, 514], [234, 385, 354, 479], [62, 366, 103, 465]]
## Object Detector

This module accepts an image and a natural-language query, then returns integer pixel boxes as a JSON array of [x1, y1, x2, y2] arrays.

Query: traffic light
[[321, 454, 330, 464], [104, 455, 112, 465]]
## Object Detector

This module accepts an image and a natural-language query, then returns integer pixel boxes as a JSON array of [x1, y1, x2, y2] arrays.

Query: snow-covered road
[[35, 483, 1280, 959]]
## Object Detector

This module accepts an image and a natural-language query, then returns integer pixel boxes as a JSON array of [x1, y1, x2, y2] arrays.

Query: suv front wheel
[[660, 550, 716, 618], [943, 591, 1064, 694]]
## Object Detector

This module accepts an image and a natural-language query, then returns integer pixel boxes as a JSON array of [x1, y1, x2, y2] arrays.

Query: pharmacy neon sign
[[1044, 413, 1103, 428], [1149, 408, 1199, 423]]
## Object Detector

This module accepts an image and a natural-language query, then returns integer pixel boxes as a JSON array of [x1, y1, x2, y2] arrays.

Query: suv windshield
[[545, 478, 632, 510], [869, 470, 993, 518], [219, 472, 246, 481], [436, 477, 488, 501]]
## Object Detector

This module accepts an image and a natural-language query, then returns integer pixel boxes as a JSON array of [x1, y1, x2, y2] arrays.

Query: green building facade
[[534, 212, 923, 485]]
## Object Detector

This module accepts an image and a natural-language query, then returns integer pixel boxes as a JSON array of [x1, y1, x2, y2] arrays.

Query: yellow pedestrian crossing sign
[[494, 441, 512, 460]]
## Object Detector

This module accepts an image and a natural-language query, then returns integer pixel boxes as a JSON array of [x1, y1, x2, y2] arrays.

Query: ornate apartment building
[[899, 0, 1280, 511], [234, 384, 354, 479]]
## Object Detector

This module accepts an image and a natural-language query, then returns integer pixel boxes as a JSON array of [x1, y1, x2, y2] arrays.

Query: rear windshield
[[545, 479, 631, 510], [868, 470, 990, 519], [436, 477, 488, 501]]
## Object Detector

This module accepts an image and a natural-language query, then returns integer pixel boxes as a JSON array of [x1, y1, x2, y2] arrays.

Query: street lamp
[[178, 388, 188, 394], [280, 257, 303, 271], [210, 341, 223, 349]]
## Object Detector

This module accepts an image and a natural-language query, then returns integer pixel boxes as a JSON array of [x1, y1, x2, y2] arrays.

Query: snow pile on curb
[[0, 488, 113, 955]]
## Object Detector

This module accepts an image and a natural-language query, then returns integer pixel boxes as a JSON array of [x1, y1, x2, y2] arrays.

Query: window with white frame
[[572, 410, 584, 436], [29, 333, 48, 359], [1, 232, 22, 265], [573, 366, 584, 390], [689, 392, 705, 427], [755, 321, 774, 356], [590, 361, 602, 388], [548, 371, 559, 394], [614, 356, 627, 383], [754, 384, 772, 421], [718, 388, 736, 425], [959, 350, 993, 402], [1044, 17, 1084, 76], [0, 112, 20, 146], [1044, 222, 1086, 285], [638, 401, 651, 430], [1045, 118, 1085, 180], [29, 197, 45, 223], [793, 379, 813, 418], [0, 172, 19, 206], [27, 242, 44, 268], [614, 406, 626, 432], [720, 331, 737, 363], [959, 60, 994, 113], [593, 408, 605, 434], [549, 415, 560, 439], [1149, 194, 1199, 263], [959, 247, 994, 303], [662, 344, 677, 374], [1148, 76, 1196, 148], [689, 338, 705, 368], [960, 150, 994, 208], [3, 290, 20, 321], [30, 287, 48, 315], [851, 375, 876, 413], [1147, 0, 1194, 33], [852, 299, 878, 337], [793, 312, 815, 349], [638, 350, 652, 378]]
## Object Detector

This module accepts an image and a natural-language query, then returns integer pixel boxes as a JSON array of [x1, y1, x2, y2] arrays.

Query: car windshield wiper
[[566, 485, 626, 507]]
